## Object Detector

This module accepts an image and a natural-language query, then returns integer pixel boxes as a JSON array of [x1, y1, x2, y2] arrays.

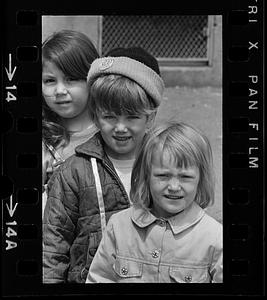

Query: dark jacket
[[43, 132, 131, 283]]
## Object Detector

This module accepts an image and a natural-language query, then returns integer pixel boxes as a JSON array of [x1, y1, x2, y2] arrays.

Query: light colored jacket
[[86, 202, 223, 283]]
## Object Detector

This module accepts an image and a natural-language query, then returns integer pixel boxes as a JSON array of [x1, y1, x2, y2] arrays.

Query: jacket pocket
[[113, 257, 143, 279], [169, 266, 209, 283], [80, 230, 102, 281]]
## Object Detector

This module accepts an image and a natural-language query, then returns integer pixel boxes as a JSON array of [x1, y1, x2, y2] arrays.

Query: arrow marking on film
[[5, 53, 17, 81], [6, 195, 18, 218]]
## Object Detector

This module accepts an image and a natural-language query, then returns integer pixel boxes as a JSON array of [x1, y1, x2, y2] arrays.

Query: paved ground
[[154, 86, 223, 223]]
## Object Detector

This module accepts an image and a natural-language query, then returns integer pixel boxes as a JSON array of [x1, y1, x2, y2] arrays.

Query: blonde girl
[[86, 122, 222, 283]]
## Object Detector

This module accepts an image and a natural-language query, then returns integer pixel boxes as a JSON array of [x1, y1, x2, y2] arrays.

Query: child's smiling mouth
[[113, 136, 132, 142], [55, 100, 72, 105], [164, 195, 184, 200]]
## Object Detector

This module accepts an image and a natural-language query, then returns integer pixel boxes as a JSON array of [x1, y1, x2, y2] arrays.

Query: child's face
[[149, 149, 200, 218], [96, 111, 152, 160], [42, 61, 89, 120]]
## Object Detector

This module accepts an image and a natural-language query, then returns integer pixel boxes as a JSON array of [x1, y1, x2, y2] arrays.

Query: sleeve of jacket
[[209, 223, 223, 283], [86, 215, 117, 283], [42, 142, 52, 218], [42, 141, 49, 188], [43, 166, 79, 283]]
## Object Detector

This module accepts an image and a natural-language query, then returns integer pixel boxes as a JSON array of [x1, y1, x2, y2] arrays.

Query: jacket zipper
[[80, 159, 130, 281], [103, 160, 130, 204]]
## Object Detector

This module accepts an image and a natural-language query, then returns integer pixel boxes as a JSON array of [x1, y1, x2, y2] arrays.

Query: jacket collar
[[131, 202, 205, 235], [75, 132, 106, 160]]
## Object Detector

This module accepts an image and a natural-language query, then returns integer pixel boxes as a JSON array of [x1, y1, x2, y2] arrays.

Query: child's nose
[[168, 178, 181, 191], [55, 82, 67, 95], [114, 120, 128, 133]]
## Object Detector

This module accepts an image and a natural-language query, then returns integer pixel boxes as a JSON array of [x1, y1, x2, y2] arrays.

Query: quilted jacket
[[43, 132, 131, 283]]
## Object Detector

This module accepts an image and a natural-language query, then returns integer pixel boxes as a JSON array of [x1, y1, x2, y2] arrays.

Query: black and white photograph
[[2, 2, 264, 296], [42, 15, 223, 284]]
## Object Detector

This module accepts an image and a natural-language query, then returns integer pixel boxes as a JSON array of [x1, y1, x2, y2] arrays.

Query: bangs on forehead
[[155, 140, 197, 169], [96, 90, 147, 115], [93, 75, 153, 115], [55, 54, 85, 79], [43, 49, 85, 80]]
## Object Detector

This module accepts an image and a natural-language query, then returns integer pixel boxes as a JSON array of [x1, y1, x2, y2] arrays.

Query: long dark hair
[[42, 30, 99, 148]]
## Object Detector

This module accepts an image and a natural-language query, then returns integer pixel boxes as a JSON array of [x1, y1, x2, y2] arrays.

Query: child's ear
[[92, 113, 101, 129], [146, 112, 156, 131], [93, 118, 101, 130]]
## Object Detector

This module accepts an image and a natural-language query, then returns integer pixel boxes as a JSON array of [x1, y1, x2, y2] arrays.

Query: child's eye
[[156, 174, 169, 178], [103, 115, 116, 120], [127, 115, 140, 120], [66, 77, 78, 82], [181, 175, 194, 180], [43, 78, 55, 84]]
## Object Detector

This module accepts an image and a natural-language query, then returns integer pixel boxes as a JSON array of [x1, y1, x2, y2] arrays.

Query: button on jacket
[[86, 202, 223, 283]]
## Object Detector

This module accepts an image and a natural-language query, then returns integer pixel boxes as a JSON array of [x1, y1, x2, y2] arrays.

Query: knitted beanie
[[87, 47, 164, 107]]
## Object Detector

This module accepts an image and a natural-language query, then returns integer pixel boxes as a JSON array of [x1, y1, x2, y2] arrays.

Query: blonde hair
[[88, 74, 157, 120], [130, 121, 215, 209]]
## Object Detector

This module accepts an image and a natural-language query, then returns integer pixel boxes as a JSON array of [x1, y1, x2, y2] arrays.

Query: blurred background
[[42, 15, 222, 223]]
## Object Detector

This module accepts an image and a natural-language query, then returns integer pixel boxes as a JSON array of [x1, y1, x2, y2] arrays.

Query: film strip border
[[1, 2, 264, 296], [225, 2, 264, 294]]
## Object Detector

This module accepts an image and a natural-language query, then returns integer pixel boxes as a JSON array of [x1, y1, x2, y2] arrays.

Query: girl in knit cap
[[42, 30, 99, 217], [43, 47, 165, 283], [86, 122, 222, 283]]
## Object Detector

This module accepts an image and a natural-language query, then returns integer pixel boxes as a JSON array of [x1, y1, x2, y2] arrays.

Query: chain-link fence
[[102, 15, 212, 65]]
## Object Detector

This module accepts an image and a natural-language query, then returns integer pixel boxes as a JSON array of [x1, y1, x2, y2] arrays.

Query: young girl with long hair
[[42, 30, 99, 215]]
